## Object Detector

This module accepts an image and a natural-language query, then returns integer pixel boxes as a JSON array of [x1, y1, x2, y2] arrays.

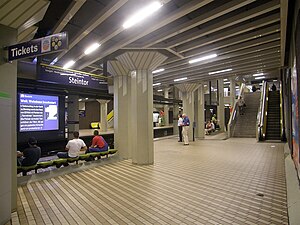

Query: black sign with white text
[[8, 32, 68, 61]]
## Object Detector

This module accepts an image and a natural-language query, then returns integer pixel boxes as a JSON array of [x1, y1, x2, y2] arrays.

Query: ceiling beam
[[154, 0, 280, 49], [53, 0, 128, 63], [77, 0, 213, 70], [52, 0, 86, 34], [140, 0, 256, 48]]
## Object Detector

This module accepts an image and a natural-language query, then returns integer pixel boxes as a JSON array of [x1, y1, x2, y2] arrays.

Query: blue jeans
[[57, 152, 70, 158], [86, 143, 108, 153]]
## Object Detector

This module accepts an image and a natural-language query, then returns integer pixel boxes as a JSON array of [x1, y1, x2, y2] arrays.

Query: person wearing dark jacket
[[17, 137, 41, 166]]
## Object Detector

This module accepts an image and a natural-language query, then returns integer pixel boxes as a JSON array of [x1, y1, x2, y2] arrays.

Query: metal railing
[[279, 81, 286, 141], [227, 83, 245, 138]]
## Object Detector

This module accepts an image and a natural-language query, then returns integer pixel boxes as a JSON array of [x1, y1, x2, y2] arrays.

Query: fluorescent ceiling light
[[84, 43, 101, 55], [273, 79, 277, 82], [189, 53, 217, 64], [123, 1, 163, 29], [253, 73, 264, 77], [85, 98, 89, 100], [224, 81, 230, 84], [153, 82, 161, 86], [208, 68, 232, 75], [223, 78, 228, 81], [157, 89, 163, 92], [255, 76, 265, 80], [152, 68, 165, 74], [50, 57, 58, 65], [63, 60, 75, 69], [174, 77, 187, 82], [79, 99, 82, 101]]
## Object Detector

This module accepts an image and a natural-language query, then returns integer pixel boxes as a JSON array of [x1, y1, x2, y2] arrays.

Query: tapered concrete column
[[97, 100, 109, 132], [0, 24, 17, 224], [164, 88, 170, 125], [67, 95, 79, 139], [176, 84, 200, 141], [107, 61, 131, 159], [116, 51, 167, 165], [173, 86, 180, 134], [217, 79, 225, 132], [195, 84, 205, 139], [230, 78, 235, 107]]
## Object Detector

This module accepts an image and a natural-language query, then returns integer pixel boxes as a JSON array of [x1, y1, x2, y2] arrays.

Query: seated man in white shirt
[[57, 131, 87, 158]]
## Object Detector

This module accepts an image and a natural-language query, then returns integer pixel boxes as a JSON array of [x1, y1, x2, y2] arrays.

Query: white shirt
[[66, 138, 86, 157], [178, 117, 183, 126]]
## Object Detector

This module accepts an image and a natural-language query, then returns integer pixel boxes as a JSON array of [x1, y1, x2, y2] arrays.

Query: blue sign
[[8, 32, 68, 61], [37, 63, 108, 90]]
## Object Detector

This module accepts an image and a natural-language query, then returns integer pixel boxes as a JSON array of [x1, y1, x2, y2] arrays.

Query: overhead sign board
[[37, 63, 108, 91], [7, 32, 68, 61]]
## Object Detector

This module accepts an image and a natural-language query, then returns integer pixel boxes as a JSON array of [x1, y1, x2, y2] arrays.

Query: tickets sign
[[7, 32, 68, 61]]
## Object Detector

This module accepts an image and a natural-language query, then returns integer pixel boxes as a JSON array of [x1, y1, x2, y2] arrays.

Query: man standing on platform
[[182, 114, 190, 145]]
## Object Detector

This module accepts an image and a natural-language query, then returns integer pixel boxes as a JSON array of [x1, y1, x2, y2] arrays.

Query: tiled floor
[[12, 138, 288, 225]]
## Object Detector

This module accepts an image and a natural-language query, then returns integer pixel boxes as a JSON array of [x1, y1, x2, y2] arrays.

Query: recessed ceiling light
[[255, 76, 265, 80], [63, 60, 75, 69], [152, 68, 165, 74], [273, 79, 277, 82], [189, 53, 217, 64], [174, 77, 187, 82], [84, 43, 101, 55], [253, 73, 264, 77], [153, 82, 161, 86], [123, 1, 163, 29], [85, 98, 89, 100], [208, 68, 232, 75], [223, 78, 228, 81], [79, 99, 82, 101], [157, 89, 163, 92], [224, 81, 230, 84]]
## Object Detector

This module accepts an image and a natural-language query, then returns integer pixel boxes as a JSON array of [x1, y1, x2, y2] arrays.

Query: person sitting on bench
[[86, 130, 109, 153], [57, 131, 87, 158], [17, 137, 41, 166]]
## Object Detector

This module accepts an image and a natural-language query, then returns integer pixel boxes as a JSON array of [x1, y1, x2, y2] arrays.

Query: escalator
[[265, 91, 281, 140], [257, 82, 285, 141]]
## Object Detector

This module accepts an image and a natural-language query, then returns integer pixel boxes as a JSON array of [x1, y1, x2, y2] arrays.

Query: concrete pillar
[[111, 51, 167, 165], [0, 24, 17, 224], [173, 86, 180, 135], [67, 95, 79, 139], [195, 84, 205, 139], [176, 84, 200, 141], [97, 100, 109, 132], [108, 61, 131, 159], [164, 88, 170, 125], [217, 79, 225, 132]]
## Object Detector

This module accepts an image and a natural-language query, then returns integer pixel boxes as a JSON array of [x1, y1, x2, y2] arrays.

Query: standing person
[[271, 83, 277, 91], [182, 114, 190, 145], [237, 96, 245, 115], [178, 114, 183, 142], [57, 131, 87, 158], [17, 137, 41, 166], [86, 130, 109, 153]]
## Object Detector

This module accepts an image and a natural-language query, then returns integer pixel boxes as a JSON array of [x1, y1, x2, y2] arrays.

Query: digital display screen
[[19, 93, 59, 132]]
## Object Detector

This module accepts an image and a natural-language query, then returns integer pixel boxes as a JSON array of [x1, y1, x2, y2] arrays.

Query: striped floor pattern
[[14, 138, 288, 225]]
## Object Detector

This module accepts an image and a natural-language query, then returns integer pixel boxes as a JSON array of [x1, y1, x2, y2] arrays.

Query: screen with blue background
[[19, 93, 59, 132]]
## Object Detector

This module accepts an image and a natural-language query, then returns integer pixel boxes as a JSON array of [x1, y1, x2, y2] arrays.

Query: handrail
[[279, 81, 286, 141], [257, 81, 268, 140], [227, 83, 245, 138]]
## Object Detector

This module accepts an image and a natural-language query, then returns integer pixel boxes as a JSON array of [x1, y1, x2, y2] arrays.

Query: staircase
[[232, 92, 260, 138], [266, 91, 281, 140]]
